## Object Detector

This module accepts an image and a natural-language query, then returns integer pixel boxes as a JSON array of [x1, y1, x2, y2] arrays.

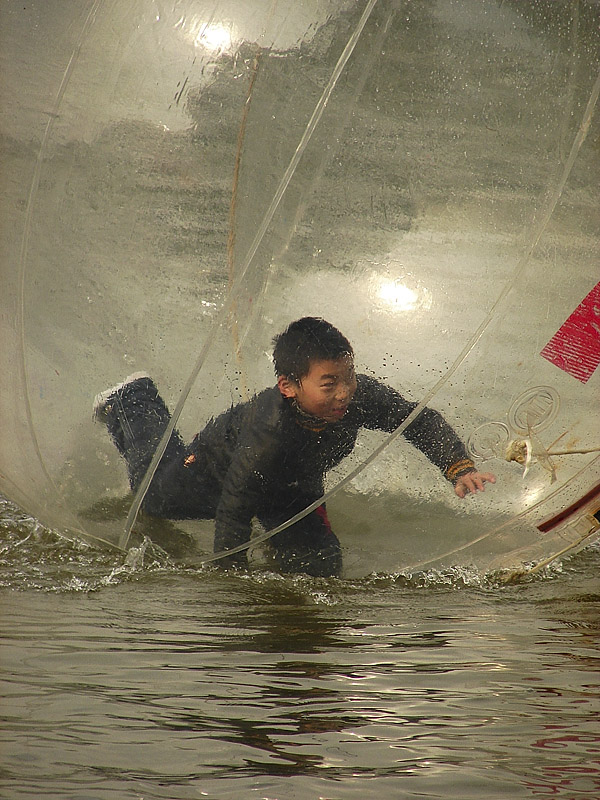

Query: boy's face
[[278, 356, 357, 423]]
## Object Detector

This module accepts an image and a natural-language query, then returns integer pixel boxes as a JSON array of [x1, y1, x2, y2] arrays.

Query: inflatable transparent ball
[[1, 0, 599, 577]]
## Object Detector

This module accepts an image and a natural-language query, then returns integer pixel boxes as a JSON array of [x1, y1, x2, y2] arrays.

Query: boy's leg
[[260, 504, 342, 578], [96, 375, 214, 520]]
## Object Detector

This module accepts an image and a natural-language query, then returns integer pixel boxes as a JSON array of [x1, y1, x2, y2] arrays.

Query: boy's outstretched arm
[[453, 470, 496, 498], [355, 375, 497, 501]]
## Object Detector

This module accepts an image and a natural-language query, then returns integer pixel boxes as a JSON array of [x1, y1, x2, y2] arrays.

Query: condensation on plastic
[[1, 0, 599, 577]]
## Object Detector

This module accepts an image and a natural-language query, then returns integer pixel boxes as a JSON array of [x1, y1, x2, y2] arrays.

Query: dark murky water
[[1, 497, 599, 800]]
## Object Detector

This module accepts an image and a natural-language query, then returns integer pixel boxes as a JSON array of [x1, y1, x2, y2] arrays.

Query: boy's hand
[[454, 470, 496, 498]]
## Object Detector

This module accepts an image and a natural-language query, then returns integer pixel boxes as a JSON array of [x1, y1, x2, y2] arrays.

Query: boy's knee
[[275, 545, 342, 578], [272, 530, 342, 577], [213, 531, 249, 570]]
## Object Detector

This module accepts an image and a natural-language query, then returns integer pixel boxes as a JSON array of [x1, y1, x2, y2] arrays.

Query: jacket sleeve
[[213, 424, 280, 565], [357, 375, 476, 482]]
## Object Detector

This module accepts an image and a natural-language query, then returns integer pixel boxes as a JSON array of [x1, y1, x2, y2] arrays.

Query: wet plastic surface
[[1, 0, 599, 576]]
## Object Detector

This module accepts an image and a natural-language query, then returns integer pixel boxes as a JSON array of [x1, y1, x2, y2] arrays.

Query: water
[[2, 497, 599, 799]]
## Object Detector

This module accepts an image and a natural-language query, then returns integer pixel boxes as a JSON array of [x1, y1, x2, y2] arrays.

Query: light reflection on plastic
[[194, 22, 234, 52], [522, 482, 548, 506], [376, 279, 432, 312]]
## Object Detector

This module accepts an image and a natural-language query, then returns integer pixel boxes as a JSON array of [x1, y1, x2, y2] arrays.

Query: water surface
[[1, 498, 599, 799]]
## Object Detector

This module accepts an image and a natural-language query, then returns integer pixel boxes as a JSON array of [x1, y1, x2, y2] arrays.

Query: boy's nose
[[335, 383, 352, 401]]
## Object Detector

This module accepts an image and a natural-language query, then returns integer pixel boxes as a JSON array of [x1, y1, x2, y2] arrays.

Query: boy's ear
[[277, 374, 298, 399]]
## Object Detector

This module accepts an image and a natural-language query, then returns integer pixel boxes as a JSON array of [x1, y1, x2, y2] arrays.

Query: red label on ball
[[540, 281, 600, 383]]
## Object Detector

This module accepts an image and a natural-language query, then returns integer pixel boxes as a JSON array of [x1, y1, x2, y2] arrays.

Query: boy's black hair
[[272, 317, 353, 380]]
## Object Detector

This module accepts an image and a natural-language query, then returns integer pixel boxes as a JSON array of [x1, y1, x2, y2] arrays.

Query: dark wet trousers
[[103, 377, 342, 577]]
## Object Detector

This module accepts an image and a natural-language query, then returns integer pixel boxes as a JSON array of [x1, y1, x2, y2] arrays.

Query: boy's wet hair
[[272, 317, 353, 381]]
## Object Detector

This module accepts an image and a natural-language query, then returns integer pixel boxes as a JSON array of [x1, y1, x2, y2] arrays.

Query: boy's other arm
[[213, 427, 280, 566], [213, 452, 265, 566]]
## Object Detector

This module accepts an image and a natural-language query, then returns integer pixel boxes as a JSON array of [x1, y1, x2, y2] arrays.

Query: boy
[[94, 317, 495, 576]]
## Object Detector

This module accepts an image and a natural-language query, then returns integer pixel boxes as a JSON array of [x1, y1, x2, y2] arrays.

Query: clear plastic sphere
[[1, 1, 599, 576]]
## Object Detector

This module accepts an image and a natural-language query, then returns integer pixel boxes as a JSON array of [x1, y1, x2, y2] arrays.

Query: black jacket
[[188, 374, 473, 549]]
